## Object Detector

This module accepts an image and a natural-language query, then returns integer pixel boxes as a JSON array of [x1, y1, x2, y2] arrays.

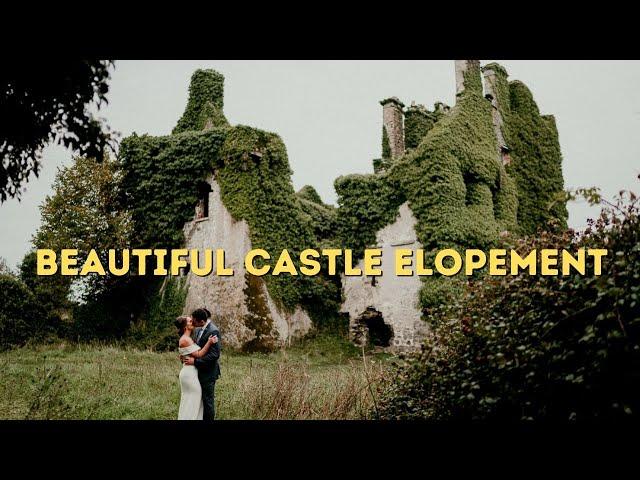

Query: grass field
[[0, 334, 392, 420]]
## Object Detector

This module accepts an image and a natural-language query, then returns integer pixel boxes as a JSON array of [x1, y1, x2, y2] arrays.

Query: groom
[[182, 308, 221, 420]]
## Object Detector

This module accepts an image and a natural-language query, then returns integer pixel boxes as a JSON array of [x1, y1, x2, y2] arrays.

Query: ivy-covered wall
[[336, 61, 519, 309], [118, 70, 341, 338], [404, 105, 436, 151], [213, 125, 340, 315], [335, 172, 405, 259], [483, 63, 568, 235], [118, 63, 568, 344], [295, 185, 338, 245], [336, 61, 568, 312], [119, 129, 228, 249], [173, 69, 229, 134]]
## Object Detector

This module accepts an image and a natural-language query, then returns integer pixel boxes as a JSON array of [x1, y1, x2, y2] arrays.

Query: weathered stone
[[380, 97, 405, 159], [341, 202, 428, 353], [182, 176, 312, 350], [482, 66, 510, 165]]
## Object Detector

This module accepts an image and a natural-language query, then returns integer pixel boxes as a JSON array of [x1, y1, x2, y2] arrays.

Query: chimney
[[455, 60, 481, 97], [380, 97, 405, 159]]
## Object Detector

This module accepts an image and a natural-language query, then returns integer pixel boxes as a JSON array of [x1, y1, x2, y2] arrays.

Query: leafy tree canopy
[[0, 60, 114, 202]]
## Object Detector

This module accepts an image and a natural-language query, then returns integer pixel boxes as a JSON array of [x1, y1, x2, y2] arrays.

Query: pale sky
[[1, 60, 639, 269]]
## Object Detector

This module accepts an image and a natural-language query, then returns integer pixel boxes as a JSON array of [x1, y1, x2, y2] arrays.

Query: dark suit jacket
[[194, 321, 221, 381]]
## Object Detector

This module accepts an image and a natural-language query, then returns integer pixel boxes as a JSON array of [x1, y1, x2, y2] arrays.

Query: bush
[[19, 251, 72, 336], [0, 274, 46, 349], [126, 276, 188, 351], [378, 184, 640, 421]]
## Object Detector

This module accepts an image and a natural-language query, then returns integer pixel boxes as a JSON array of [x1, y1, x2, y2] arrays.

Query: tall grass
[[235, 353, 385, 420], [0, 335, 390, 420]]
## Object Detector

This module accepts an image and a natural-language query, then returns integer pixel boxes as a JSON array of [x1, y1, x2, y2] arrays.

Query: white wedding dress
[[178, 344, 204, 420]]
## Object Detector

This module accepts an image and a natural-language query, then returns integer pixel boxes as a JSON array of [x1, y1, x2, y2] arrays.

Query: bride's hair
[[175, 316, 189, 336]]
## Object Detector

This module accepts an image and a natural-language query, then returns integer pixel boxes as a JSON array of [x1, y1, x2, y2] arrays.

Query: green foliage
[[298, 198, 338, 245], [0, 274, 45, 349], [459, 61, 483, 96], [296, 186, 338, 244], [128, 276, 188, 351], [378, 186, 640, 421], [1, 60, 114, 202], [72, 276, 152, 341], [0, 257, 12, 275], [119, 129, 227, 249], [34, 154, 132, 299], [389, 86, 518, 252], [404, 105, 436, 151], [19, 251, 72, 335], [337, 68, 518, 309], [335, 172, 405, 259], [30, 154, 138, 338], [296, 185, 323, 204], [483, 63, 568, 234], [381, 126, 391, 160], [119, 71, 342, 335], [35, 154, 132, 256], [215, 125, 341, 318], [173, 69, 229, 134]]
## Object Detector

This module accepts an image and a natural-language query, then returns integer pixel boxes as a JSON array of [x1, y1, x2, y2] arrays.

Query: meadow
[[0, 334, 391, 420]]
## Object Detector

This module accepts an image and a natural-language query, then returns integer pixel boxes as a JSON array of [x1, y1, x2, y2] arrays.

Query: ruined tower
[[455, 60, 481, 96], [482, 64, 511, 165], [380, 97, 405, 159]]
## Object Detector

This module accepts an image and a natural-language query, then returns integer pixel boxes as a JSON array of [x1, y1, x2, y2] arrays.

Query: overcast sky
[[2, 60, 639, 269]]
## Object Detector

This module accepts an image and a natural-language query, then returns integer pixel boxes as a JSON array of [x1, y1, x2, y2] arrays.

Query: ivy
[[296, 185, 323, 204], [337, 61, 519, 309], [119, 71, 341, 331], [119, 128, 228, 249], [381, 126, 391, 161], [173, 69, 229, 134], [296, 188, 338, 246], [214, 125, 340, 315], [404, 105, 436, 151], [116, 64, 567, 340], [335, 172, 405, 259], [483, 63, 568, 235]]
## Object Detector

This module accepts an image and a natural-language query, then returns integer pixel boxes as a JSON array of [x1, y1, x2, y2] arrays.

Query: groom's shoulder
[[209, 322, 220, 334]]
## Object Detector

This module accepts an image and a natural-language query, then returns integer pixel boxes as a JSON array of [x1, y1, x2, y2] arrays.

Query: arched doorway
[[351, 307, 393, 348]]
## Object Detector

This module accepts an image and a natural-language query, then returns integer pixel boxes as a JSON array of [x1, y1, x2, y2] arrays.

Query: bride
[[175, 316, 218, 420]]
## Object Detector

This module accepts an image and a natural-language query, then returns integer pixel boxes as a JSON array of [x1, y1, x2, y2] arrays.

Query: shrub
[[0, 274, 45, 349], [378, 183, 640, 421]]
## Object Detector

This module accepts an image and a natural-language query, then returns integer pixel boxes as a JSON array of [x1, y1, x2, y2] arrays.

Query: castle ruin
[[339, 60, 566, 352], [122, 60, 566, 353]]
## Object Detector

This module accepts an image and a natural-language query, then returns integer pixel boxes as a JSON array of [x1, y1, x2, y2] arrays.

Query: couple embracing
[[175, 308, 221, 420]]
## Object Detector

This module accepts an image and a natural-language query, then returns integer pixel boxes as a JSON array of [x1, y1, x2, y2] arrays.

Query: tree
[[0, 60, 115, 202], [0, 256, 12, 275], [0, 274, 45, 349], [34, 154, 132, 299], [19, 251, 73, 334]]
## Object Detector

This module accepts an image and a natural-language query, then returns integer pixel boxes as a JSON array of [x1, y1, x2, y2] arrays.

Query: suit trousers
[[200, 374, 216, 420]]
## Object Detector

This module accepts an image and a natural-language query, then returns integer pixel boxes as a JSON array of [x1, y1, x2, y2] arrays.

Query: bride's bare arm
[[179, 335, 218, 358]]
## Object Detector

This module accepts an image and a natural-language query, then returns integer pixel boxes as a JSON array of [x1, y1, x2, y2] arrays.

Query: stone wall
[[341, 202, 428, 352], [182, 175, 312, 350], [482, 65, 510, 165], [380, 97, 405, 159]]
